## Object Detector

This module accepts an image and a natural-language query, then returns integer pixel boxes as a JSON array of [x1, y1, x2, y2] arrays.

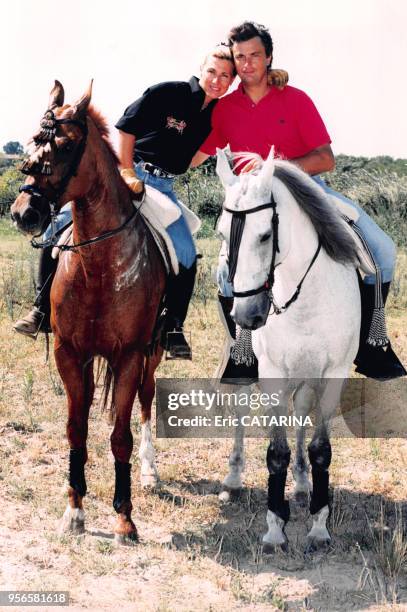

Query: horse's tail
[[99, 354, 149, 424], [100, 360, 114, 423]]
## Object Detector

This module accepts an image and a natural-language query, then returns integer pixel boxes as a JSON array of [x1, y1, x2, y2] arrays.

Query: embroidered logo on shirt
[[166, 116, 187, 134]]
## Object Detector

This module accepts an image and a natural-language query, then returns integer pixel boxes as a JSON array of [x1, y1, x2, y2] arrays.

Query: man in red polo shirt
[[192, 21, 404, 380]]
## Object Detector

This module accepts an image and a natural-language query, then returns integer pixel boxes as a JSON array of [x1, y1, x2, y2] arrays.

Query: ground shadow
[[159, 479, 407, 610]]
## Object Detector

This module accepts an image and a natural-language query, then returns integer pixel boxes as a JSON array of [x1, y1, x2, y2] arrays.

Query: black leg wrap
[[310, 468, 330, 515], [308, 438, 332, 471], [113, 461, 131, 513], [308, 438, 331, 515], [69, 448, 87, 498], [267, 442, 291, 523], [267, 473, 290, 523]]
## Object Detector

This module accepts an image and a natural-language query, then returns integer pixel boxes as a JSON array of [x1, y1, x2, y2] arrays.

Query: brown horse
[[11, 81, 166, 542]]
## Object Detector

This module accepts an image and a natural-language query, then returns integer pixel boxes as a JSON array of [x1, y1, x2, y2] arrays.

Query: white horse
[[216, 148, 361, 551]]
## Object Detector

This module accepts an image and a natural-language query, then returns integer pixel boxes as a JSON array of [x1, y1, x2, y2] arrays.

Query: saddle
[[52, 186, 201, 276], [328, 194, 375, 277]]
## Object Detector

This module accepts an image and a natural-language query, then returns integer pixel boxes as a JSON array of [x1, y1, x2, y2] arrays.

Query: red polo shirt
[[200, 83, 331, 166]]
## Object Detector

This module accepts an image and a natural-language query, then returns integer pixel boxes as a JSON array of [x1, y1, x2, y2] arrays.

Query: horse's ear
[[72, 80, 93, 118], [216, 148, 237, 187], [49, 80, 65, 109], [259, 145, 275, 188]]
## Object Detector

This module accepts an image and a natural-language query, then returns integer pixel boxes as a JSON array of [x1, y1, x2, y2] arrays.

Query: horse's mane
[[233, 153, 359, 265], [87, 105, 119, 164]]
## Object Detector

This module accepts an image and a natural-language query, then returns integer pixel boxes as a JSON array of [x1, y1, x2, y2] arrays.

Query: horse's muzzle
[[10, 196, 49, 235], [231, 293, 270, 330]]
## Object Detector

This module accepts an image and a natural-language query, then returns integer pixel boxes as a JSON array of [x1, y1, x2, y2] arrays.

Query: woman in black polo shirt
[[116, 46, 236, 358]]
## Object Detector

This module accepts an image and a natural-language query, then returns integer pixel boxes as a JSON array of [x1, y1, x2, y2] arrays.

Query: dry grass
[[0, 221, 406, 610]]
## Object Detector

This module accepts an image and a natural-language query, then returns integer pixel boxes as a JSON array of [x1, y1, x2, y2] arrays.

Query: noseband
[[224, 192, 321, 315]]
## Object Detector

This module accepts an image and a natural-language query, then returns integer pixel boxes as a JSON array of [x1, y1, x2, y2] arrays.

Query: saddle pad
[[329, 193, 359, 223], [139, 185, 201, 235]]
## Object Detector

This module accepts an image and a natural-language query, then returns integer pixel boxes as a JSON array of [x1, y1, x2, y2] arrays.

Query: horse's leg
[[305, 378, 343, 552], [219, 415, 245, 502], [110, 351, 144, 544], [263, 426, 291, 552], [292, 384, 314, 504], [138, 352, 162, 488], [55, 346, 94, 535], [218, 383, 251, 502]]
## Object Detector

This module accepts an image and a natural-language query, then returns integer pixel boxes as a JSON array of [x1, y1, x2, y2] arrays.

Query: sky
[[1, 0, 406, 159]]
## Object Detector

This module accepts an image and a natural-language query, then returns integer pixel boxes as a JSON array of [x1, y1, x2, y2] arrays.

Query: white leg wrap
[[139, 422, 158, 486], [59, 504, 85, 534], [262, 510, 286, 547], [307, 505, 330, 543]]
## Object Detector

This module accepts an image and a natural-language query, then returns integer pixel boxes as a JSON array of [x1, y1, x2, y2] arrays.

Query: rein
[[225, 192, 321, 315], [56, 205, 139, 252]]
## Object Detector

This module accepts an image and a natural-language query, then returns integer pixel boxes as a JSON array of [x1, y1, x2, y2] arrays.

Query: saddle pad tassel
[[345, 219, 389, 347], [367, 276, 389, 347], [230, 326, 255, 366]]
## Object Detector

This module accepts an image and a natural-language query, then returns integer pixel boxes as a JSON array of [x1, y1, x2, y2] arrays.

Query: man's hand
[[268, 69, 289, 90], [120, 168, 145, 195]]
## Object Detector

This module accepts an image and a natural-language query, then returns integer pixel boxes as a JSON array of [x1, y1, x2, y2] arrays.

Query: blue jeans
[[218, 176, 396, 297], [43, 202, 73, 240], [135, 163, 196, 269]]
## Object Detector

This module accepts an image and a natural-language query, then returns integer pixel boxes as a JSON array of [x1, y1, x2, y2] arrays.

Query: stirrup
[[165, 329, 192, 360]]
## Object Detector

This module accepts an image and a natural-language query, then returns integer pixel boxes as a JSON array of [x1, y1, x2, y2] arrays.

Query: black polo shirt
[[115, 77, 217, 175]]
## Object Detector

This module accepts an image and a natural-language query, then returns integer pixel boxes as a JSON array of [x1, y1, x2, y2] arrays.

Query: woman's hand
[[268, 69, 289, 90], [120, 168, 145, 195]]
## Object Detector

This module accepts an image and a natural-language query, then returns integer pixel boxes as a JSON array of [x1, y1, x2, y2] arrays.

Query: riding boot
[[218, 293, 259, 384], [354, 281, 406, 380], [13, 245, 57, 337], [164, 261, 196, 359]]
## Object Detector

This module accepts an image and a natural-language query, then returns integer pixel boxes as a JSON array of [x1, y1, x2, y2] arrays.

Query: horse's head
[[217, 148, 283, 330], [11, 80, 92, 235]]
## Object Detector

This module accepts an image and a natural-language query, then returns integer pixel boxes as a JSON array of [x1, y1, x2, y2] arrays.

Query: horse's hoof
[[304, 536, 331, 555], [293, 490, 310, 507], [140, 473, 159, 489], [114, 530, 138, 545], [219, 487, 241, 503], [59, 506, 85, 535], [59, 520, 85, 535], [262, 539, 288, 554]]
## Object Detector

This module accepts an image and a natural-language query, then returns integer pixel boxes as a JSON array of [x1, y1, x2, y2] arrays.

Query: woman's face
[[199, 57, 235, 100]]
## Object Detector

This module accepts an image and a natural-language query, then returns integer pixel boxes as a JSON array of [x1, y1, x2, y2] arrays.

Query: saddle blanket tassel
[[230, 326, 256, 366]]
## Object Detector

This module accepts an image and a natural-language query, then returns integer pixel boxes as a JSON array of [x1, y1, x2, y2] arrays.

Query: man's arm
[[292, 144, 335, 175], [190, 150, 210, 168]]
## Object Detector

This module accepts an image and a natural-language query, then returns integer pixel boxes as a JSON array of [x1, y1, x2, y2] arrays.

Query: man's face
[[232, 36, 271, 87], [199, 57, 235, 100]]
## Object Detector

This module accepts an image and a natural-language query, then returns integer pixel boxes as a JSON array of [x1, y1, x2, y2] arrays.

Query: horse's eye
[[55, 137, 73, 152], [260, 232, 271, 243]]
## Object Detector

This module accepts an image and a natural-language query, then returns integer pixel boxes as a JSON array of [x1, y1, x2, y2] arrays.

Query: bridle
[[18, 108, 138, 250], [224, 192, 321, 315]]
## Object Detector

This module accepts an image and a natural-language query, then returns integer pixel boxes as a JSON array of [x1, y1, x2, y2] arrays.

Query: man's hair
[[227, 21, 273, 58], [203, 45, 236, 76]]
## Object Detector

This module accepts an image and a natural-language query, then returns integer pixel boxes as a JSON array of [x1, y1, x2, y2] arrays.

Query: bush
[[0, 166, 21, 216]]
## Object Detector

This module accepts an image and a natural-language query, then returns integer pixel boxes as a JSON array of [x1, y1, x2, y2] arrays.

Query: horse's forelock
[[232, 151, 263, 174]]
